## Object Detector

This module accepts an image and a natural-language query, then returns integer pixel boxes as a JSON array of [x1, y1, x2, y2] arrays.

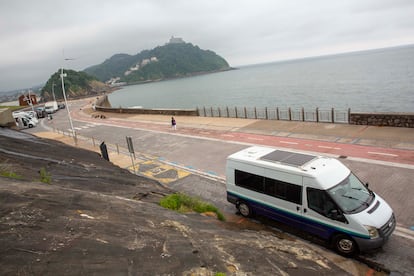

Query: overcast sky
[[1, 0, 413, 92]]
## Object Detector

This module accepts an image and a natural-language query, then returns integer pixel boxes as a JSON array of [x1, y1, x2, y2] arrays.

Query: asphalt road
[[28, 100, 414, 275]]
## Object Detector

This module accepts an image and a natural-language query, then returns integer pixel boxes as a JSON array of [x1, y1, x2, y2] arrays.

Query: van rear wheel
[[237, 202, 252, 217], [333, 234, 358, 257]]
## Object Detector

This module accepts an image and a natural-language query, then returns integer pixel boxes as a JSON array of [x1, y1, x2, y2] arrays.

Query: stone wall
[[95, 95, 111, 108], [95, 95, 198, 116], [95, 106, 199, 116], [350, 112, 414, 128]]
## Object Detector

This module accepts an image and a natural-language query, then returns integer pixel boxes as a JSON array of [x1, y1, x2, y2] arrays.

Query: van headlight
[[364, 225, 379, 239]]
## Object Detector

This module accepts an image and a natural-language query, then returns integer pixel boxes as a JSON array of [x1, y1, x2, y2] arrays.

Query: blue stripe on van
[[228, 191, 370, 240]]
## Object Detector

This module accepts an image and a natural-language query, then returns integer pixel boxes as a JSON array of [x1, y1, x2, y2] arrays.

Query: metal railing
[[198, 106, 350, 124]]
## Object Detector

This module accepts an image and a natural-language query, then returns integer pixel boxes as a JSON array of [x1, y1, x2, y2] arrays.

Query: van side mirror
[[365, 182, 369, 188]]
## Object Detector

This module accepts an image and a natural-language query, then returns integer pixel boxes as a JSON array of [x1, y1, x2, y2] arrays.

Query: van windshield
[[327, 173, 374, 214]]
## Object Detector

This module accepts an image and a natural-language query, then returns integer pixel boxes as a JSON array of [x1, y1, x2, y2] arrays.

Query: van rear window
[[235, 170, 302, 204]]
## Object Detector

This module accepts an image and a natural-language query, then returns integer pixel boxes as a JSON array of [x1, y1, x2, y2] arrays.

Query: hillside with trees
[[84, 40, 231, 85], [41, 70, 111, 102]]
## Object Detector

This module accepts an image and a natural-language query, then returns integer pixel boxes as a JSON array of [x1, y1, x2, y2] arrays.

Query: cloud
[[0, 0, 413, 91]]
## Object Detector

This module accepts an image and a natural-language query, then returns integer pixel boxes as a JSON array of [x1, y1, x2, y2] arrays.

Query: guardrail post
[[203, 106, 206, 117], [316, 107, 319, 122], [226, 106, 229, 117], [276, 107, 279, 120], [265, 107, 268, 120], [254, 107, 257, 119], [348, 108, 351, 124], [288, 107, 292, 121], [210, 107, 214, 117], [218, 107, 221, 117], [244, 107, 247, 119], [301, 107, 305, 121], [331, 108, 335, 123], [235, 107, 238, 118]]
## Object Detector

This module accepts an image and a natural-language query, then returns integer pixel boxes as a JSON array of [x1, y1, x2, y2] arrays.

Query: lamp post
[[60, 66, 76, 144]]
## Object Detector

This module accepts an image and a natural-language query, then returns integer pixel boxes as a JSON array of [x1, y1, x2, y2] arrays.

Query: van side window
[[235, 170, 302, 204], [235, 170, 264, 192], [265, 178, 302, 204], [307, 187, 341, 220]]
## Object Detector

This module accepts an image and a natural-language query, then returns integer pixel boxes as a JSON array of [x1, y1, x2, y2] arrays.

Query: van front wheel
[[237, 202, 252, 217], [333, 234, 358, 257]]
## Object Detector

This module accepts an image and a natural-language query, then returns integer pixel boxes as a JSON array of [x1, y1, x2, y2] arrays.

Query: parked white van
[[12, 111, 38, 128], [13, 111, 38, 124], [226, 146, 395, 256]]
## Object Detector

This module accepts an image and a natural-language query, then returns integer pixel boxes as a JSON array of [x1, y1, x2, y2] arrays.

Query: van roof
[[228, 146, 318, 168], [227, 146, 350, 188], [260, 149, 316, 167]]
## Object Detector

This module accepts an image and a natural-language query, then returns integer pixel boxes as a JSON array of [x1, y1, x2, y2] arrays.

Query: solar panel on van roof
[[260, 150, 316, 167]]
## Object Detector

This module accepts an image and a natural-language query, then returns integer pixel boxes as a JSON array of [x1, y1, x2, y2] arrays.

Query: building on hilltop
[[168, 36, 185, 44]]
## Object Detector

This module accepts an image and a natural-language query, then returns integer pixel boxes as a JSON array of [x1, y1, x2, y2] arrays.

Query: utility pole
[[60, 66, 76, 144]]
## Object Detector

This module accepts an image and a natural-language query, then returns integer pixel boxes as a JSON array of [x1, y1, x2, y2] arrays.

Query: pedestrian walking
[[171, 117, 176, 130]]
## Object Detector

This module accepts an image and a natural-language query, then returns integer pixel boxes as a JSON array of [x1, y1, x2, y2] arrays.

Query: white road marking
[[318, 145, 341, 150], [247, 137, 264, 141], [394, 226, 414, 241], [280, 141, 298, 145], [368, 151, 398, 157]]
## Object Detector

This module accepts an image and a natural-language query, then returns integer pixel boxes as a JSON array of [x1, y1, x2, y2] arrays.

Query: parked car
[[36, 107, 46, 118], [12, 113, 37, 128], [12, 111, 38, 124]]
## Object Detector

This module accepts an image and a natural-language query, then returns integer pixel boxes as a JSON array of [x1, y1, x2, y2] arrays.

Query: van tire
[[332, 234, 358, 257], [237, 202, 252, 217]]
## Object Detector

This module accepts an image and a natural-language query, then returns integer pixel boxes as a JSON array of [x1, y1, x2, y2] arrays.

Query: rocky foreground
[[0, 128, 352, 275]]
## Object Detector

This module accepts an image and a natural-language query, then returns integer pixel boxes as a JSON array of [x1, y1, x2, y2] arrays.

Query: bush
[[160, 193, 225, 221], [39, 167, 51, 184]]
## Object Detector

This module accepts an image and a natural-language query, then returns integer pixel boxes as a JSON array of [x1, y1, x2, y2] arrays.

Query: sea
[[108, 45, 414, 112]]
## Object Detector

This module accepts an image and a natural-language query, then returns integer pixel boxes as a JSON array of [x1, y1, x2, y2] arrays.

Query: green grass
[[0, 162, 22, 179], [39, 167, 51, 184], [0, 106, 24, 111], [160, 193, 225, 221]]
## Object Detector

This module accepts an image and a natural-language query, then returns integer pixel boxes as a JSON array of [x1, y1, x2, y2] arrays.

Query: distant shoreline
[[117, 67, 237, 88]]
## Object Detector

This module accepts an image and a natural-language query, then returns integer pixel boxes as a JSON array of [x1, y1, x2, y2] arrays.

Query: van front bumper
[[355, 213, 396, 252], [354, 236, 388, 252]]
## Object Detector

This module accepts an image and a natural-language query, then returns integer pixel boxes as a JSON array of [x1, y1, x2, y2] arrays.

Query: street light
[[60, 64, 76, 144]]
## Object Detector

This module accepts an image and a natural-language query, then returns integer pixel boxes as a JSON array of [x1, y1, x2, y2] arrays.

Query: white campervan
[[226, 146, 395, 256], [12, 112, 37, 128]]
